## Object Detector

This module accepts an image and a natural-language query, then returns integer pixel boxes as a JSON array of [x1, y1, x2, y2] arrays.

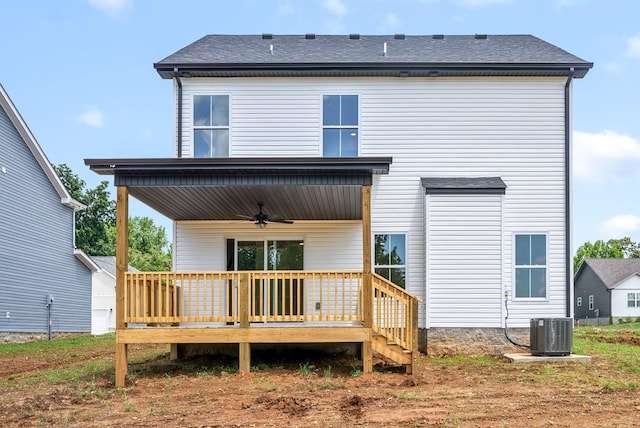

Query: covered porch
[[85, 157, 419, 387]]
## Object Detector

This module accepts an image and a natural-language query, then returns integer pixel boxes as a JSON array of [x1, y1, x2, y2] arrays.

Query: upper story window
[[374, 233, 406, 289], [193, 95, 229, 158], [322, 95, 358, 157], [514, 234, 547, 299]]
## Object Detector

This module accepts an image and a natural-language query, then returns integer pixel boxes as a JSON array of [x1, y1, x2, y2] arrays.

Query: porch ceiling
[[84, 157, 392, 221]]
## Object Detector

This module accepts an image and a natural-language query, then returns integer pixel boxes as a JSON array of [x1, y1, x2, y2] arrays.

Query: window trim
[[373, 232, 407, 289], [577, 296, 582, 307], [512, 232, 549, 300], [627, 292, 639, 308], [192, 93, 231, 158], [321, 94, 360, 157], [588, 295, 594, 311]]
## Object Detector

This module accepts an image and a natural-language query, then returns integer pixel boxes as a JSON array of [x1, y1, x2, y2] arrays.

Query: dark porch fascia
[[84, 157, 392, 221], [84, 157, 392, 177]]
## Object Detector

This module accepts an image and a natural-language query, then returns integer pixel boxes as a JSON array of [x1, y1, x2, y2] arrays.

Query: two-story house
[[86, 34, 591, 387], [1, 84, 96, 340]]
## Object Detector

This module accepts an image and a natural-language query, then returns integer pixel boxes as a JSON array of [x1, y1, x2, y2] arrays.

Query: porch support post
[[239, 272, 251, 373], [361, 184, 373, 374], [115, 186, 129, 388]]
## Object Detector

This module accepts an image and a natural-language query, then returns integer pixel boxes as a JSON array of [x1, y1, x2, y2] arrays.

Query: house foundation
[[425, 327, 529, 357]]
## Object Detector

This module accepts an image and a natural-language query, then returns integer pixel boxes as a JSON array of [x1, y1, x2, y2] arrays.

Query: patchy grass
[[1, 325, 639, 427]]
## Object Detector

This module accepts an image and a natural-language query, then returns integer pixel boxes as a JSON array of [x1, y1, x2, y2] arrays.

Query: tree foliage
[[105, 217, 172, 271], [54, 163, 171, 271], [574, 237, 640, 273]]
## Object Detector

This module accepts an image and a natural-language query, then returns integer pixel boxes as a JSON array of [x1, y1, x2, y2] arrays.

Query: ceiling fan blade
[[236, 214, 256, 220], [269, 217, 294, 224]]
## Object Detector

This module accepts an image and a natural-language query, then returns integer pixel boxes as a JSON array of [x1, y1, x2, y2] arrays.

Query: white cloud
[[573, 130, 640, 182], [382, 12, 401, 30], [77, 107, 104, 128], [89, 0, 131, 17], [455, 0, 513, 6], [602, 215, 640, 238], [624, 35, 640, 59], [324, 0, 347, 16]]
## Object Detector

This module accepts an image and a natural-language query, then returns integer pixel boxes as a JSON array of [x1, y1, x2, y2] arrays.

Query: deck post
[[115, 186, 129, 387], [238, 272, 251, 373], [362, 185, 373, 373], [408, 298, 419, 374]]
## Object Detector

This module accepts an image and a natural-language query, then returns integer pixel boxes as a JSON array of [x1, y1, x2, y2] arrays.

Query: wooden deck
[[112, 185, 419, 387], [115, 270, 419, 386]]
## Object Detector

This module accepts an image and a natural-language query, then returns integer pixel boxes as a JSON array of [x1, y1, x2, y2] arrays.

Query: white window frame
[[627, 292, 639, 308], [192, 94, 230, 158], [577, 296, 582, 307], [513, 233, 549, 300], [373, 233, 407, 289], [588, 295, 594, 310], [321, 94, 359, 157]]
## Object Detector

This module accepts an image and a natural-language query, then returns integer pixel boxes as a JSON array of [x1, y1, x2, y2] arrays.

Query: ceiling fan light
[[255, 220, 267, 229]]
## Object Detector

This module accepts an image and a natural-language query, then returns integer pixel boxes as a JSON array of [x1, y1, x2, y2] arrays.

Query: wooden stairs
[[372, 332, 416, 373]]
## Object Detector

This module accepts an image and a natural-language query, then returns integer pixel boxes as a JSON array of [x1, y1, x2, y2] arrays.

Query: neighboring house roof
[[74, 249, 100, 272], [155, 34, 592, 79], [0, 84, 85, 211], [577, 258, 640, 289], [91, 256, 139, 278]]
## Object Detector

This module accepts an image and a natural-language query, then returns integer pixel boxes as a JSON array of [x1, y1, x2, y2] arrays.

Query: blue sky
[[1, 0, 639, 250]]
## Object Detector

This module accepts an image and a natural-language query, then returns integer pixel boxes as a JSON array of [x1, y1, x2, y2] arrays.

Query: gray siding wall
[[574, 265, 610, 319], [0, 105, 91, 333]]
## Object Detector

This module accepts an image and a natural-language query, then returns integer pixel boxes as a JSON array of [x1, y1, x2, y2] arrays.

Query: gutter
[[174, 69, 183, 158], [565, 68, 575, 318]]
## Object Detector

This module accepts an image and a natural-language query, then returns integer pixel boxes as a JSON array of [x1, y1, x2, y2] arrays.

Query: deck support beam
[[238, 272, 251, 373], [115, 186, 129, 387], [239, 342, 251, 374], [362, 185, 373, 373]]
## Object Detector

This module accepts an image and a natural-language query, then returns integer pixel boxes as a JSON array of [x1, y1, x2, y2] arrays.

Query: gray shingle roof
[[421, 177, 507, 195], [92, 256, 138, 276], [155, 34, 592, 79], [582, 258, 640, 289]]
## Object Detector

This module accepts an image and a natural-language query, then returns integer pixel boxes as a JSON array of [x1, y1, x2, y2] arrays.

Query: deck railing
[[124, 271, 363, 325], [123, 270, 418, 354], [371, 273, 419, 353]]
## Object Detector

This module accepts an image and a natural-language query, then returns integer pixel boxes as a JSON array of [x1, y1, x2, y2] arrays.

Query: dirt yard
[[1, 330, 639, 427]]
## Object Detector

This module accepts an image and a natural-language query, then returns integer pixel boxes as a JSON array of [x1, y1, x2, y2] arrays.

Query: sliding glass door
[[237, 240, 304, 318]]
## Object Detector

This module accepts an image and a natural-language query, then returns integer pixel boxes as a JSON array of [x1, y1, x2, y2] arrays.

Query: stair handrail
[[370, 273, 421, 353]]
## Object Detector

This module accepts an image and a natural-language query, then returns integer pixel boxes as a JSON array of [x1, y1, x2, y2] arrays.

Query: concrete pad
[[503, 353, 592, 363]]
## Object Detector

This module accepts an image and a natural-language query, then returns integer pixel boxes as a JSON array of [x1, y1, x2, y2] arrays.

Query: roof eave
[[84, 157, 393, 176], [155, 62, 592, 79]]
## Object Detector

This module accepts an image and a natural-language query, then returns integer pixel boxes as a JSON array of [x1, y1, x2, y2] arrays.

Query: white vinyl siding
[[175, 220, 362, 271], [176, 76, 569, 328], [611, 275, 640, 318], [426, 194, 503, 328]]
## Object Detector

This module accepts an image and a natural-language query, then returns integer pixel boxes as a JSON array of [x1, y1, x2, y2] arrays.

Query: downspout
[[174, 68, 183, 158], [565, 68, 575, 318]]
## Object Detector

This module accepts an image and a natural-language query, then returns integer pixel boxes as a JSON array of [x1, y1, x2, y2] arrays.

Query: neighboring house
[[90, 257, 139, 335], [0, 84, 95, 338], [574, 258, 640, 322], [85, 34, 591, 386]]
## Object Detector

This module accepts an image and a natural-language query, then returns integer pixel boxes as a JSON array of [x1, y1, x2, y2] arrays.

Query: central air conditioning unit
[[529, 318, 573, 356]]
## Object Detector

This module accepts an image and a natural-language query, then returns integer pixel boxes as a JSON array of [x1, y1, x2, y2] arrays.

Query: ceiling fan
[[237, 203, 294, 228]]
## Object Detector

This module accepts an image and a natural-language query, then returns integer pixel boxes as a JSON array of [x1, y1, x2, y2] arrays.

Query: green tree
[[54, 163, 171, 271], [105, 217, 172, 271], [574, 236, 640, 273], [54, 164, 115, 255]]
